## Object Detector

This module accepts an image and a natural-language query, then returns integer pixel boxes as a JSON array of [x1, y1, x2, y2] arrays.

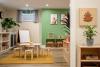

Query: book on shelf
[[86, 55, 98, 60]]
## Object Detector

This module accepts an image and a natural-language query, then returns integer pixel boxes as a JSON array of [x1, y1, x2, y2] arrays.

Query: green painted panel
[[40, 9, 69, 44]]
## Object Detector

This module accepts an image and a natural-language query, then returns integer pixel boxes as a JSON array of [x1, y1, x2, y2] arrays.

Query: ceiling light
[[46, 4, 48, 7], [25, 4, 29, 7]]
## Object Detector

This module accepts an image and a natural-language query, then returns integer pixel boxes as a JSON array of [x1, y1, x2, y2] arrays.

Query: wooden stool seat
[[24, 49, 33, 60]]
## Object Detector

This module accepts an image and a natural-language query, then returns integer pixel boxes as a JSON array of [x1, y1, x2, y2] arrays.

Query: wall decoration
[[61, 14, 68, 24], [79, 8, 97, 26], [50, 14, 57, 24]]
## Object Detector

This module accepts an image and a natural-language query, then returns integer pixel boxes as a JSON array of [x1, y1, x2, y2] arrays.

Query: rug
[[0, 51, 54, 64]]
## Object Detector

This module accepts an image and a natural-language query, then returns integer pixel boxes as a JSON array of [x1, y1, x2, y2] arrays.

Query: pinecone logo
[[83, 11, 93, 22]]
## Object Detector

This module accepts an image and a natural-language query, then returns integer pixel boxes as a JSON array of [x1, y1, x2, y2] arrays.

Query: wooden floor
[[0, 63, 68, 67], [0, 48, 69, 67], [0, 63, 67, 67]]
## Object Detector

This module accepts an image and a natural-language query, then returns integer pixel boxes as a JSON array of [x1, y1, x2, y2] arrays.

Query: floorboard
[[0, 48, 69, 67]]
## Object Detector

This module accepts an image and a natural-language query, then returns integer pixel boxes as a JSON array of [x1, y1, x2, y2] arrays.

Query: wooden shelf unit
[[0, 32, 11, 54], [81, 60, 100, 62], [77, 45, 100, 67]]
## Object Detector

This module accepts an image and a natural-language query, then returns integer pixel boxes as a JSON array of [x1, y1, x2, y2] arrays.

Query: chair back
[[19, 30, 31, 43]]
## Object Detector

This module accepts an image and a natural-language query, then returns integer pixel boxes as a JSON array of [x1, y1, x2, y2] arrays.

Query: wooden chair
[[56, 41, 63, 47], [13, 42, 22, 57], [46, 33, 55, 47], [13, 46, 22, 57], [24, 49, 33, 60], [56, 35, 64, 47], [19, 30, 34, 60]]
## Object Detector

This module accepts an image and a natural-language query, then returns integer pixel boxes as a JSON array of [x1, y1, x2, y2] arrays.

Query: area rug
[[0, 51, 54, 64]]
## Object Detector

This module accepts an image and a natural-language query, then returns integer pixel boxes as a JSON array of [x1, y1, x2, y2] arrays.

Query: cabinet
[[0, 32, 11, 54], [77, 45, 100, 67]]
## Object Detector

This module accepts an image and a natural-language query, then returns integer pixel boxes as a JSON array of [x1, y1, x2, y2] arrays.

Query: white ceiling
[[0, 0, 69, 10]]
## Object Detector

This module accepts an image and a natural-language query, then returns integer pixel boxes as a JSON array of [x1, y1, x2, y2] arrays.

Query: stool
[[13, 47, 21, 57], [46, 42, 54, 47], [24, 49, 33, 60], [57, 41, 63, 47]]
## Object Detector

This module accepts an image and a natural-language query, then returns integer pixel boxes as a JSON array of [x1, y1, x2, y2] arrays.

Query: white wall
[[0, 6, 17, 32], [19, 22, 41, 43], [70, 0, 100, 67], [5, 9, 17, 21], [0, 6, 41, 43], [70, 0, 77, 67], [18, 10, 41, 43], [76, 0, 100, 45], [0, 5, 6, 32]]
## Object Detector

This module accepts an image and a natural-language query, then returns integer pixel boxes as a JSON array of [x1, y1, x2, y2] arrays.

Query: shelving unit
[[77, 45, 100, 67], [0, 32, 11, 54]]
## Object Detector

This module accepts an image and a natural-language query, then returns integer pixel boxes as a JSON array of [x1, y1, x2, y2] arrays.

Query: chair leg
[[43, 49, 45, 56], [24, 51, 26, 60], [31, 51, 33, 60], [19, 49, 20, 57], [13, 48, 20, 57], [24, 50, 33, 60], [41, 49, 43, 56]]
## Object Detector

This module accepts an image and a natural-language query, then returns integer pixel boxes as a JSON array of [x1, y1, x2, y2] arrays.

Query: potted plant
[[1, 18, 19, 32], [83, 25, 97, 45]]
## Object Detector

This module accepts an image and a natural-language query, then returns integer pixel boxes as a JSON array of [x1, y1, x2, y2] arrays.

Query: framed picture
[[79, 8, 97, 26], [50, 14, 57, 24], [61, 14, 68, 24]]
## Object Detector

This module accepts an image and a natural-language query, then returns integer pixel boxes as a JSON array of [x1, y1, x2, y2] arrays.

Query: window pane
[[18, 10, 37, 22]]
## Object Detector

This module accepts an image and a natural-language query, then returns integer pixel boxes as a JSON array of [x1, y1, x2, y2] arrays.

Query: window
[[17, 10, 38, 22]]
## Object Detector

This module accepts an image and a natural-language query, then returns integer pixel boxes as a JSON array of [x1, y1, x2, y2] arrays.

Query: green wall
[[41, 9, 69, 44]]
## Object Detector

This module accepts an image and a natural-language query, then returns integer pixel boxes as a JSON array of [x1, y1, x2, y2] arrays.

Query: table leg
[[37, 46, 39, 58]]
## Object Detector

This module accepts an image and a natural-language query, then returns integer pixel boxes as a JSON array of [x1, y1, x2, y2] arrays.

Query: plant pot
[[86, 38, 94, 46]]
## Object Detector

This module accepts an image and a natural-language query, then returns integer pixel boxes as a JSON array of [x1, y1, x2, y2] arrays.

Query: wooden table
[[19, 43, 41, 58]]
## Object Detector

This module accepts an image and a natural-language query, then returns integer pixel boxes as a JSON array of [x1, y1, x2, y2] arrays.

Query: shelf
[[78, 44, 100, 48], [77, 45, 100, 67], [0, 47, 12, 55], [0, 32, 9, 34], [81, 60, 100, 62], [2, 40, 9, 43], [0, 32, 10, 55]]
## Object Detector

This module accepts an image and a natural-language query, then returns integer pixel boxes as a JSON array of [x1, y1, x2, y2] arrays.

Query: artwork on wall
[[61, 13, 70, 28], [79, 8, 97, 26], [50, 14, 57, 24], [61, 14, 68, 24]]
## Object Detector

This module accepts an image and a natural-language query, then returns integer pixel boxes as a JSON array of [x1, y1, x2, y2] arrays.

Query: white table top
[[33, 43, 41, 46]]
